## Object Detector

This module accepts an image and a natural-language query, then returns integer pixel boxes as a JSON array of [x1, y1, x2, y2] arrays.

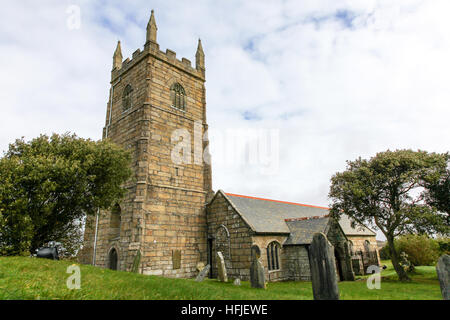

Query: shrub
[[395, 234, 440, 266], [379, 245, 391, 260], [436, 237, 450, 255]]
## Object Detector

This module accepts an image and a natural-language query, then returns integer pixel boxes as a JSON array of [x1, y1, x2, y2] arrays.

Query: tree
[[0, 133, 132, 255], [329, 150, 449, 281], [0, 157, 34, 255], [423, 167, 450, 215]]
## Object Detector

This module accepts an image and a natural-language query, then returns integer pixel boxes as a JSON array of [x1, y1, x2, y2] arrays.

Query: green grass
[[0, 257, 442, 300]]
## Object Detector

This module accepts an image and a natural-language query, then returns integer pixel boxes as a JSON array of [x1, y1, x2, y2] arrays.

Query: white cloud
[[1, 1, 450, 240]]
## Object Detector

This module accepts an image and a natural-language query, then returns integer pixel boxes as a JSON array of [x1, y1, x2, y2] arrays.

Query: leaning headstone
[[233, 278, 241, 286], [196, 262, 205, 272], [250, 245, 266, 289], [436, 254, 449, 300], [195, 264, 210, 282], [343, 241, 355, 281], [251, 245, 260, 261], [216, 251, 228, 282], [309, 232, 340, 300], [399, 251, 414, 272]]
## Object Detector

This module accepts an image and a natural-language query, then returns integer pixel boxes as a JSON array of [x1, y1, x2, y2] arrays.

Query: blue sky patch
[[242, 110, 262, 121], [306, 9, 357, 29], [335, 10, 356, 29]]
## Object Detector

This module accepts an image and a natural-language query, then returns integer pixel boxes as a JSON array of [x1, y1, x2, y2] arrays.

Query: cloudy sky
[[1, 1, 450, 239]]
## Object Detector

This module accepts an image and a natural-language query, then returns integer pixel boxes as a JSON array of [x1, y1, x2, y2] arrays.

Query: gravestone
[[436, 254, 449, 300], [343, 241, 355, 281], [309, 232, 340, 300], [216, 251, 228, 282], [233, 278, 241, 286], [250, 245, 266, 289], [195, 264, 210, 282], [172, 250, 181, 270], [196, 262, 205, 272]]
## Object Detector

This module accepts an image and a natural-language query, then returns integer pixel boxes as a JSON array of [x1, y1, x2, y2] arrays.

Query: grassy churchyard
[[0, 256, 442, 300]]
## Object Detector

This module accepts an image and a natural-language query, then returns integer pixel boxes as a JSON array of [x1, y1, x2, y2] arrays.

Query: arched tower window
[[110, 204, 121, 239], [122, 84, 133, 111], [267, 241, 281, 271], [170, 83, 186, 110]]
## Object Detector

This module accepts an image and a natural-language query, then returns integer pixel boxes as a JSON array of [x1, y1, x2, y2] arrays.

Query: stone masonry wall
[[347, 235, 381, 266], [252, 235, 288, 282], [282, 246, 311, 281], [206, 192, 253, 281]]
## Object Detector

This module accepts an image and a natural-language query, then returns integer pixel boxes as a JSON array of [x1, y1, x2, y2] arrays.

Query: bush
[[436, 237, 450, 256], [379, 245, 391, 260], [395, 234, 440, 266]]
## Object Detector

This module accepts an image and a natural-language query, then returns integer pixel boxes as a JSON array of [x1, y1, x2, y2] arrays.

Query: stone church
[[79, 11, 379, 281]]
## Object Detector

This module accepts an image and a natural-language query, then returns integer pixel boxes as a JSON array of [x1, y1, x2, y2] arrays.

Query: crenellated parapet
[[111, 10, 205, 83]]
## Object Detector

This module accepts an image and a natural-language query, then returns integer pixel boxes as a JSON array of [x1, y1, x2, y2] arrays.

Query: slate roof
[[284, 217, 330, 245], [219, 191, 375, 237], [338, 214, 376, 236]]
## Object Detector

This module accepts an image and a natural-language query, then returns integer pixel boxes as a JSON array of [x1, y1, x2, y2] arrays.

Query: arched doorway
[[108, 248, 118, 270], [334, 248, 344, 281]]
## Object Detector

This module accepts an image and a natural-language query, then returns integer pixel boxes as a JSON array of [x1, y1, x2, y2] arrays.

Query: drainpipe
[[92, 77, 121, 265]]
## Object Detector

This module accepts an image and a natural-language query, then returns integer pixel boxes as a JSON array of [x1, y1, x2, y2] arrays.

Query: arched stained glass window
[[267, 241, 281, 271], [170, 83, 186, 110]]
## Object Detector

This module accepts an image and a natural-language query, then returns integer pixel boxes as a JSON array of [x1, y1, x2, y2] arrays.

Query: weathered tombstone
[[233, 278, 241, 286], [250, 245, 266, 289], [436, 254, 449, 300], [216, 251, 228, 282], [343, 241, 356, 281], [172, 250, 181, 270], [195, 264, 211, 282], [196, 262, 205, 272], [309, 232, 340, 300]]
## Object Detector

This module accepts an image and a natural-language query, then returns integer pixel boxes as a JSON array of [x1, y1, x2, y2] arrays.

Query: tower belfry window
[[170, 83, 186, 110], [122, 84, 133, 111]]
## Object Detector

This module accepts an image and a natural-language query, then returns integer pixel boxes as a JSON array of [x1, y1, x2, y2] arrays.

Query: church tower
[[80, 10, 213, 278]]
